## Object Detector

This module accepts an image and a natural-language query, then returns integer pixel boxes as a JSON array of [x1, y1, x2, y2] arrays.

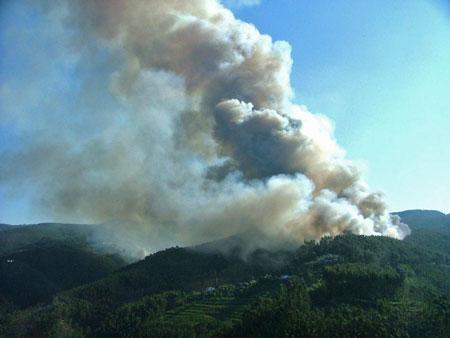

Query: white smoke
[[0, 0, 410, 256]]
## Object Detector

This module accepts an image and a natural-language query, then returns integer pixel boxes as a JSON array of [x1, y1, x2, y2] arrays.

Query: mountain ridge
[[0, 209, 449, 337]]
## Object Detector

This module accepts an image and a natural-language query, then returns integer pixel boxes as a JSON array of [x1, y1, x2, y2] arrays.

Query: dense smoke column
[[0, 0, 410, 256]]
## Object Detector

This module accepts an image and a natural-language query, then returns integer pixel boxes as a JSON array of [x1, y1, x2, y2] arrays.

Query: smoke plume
[[0, 0, 410, 256]]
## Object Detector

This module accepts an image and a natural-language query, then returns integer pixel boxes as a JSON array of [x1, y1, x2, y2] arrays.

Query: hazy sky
[[1, 0, 449, 224]]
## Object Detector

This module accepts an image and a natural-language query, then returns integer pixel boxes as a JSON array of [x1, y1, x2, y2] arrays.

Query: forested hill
[[394, 209, 450, 230], [0, 223, 97, 256], [0, 224, 16, 232], [0, 210, 449, 337], [400, 209, 450, 256]]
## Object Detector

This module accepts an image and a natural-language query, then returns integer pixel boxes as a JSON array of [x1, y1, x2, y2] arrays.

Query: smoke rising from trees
[[0, 0, 410, 256]]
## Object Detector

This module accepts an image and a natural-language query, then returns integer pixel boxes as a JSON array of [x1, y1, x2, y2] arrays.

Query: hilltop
[[0, 210, 449, 337]]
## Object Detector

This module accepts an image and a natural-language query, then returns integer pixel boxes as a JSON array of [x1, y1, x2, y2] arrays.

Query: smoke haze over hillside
[[0, 0, 410, 256]]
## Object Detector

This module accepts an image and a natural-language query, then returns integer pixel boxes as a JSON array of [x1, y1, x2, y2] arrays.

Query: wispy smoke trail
[[0, 0, 410, 256]]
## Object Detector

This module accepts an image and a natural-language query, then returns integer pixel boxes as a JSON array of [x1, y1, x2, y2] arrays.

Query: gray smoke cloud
[[0, 0, 410, 257]]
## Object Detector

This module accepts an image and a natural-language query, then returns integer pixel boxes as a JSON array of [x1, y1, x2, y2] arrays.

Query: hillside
[[0, 210, 449, 337], [394, 209, 450, 230], [0, 223, 126, 311], [0, 223, 98, 256], [399, 210, 450, 256], [0, 224, 12, 232], [0, 241, 125, 308]]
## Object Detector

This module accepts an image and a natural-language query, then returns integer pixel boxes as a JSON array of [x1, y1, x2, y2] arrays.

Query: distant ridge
[[0, 224, 15, 232], [394, 209, 447, 218], [393, 209, 450, 230]]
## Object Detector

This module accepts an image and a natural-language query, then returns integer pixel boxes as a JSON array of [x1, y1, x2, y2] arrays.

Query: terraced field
[[165, 294, 258, 323], [164, 278, 286, 325]]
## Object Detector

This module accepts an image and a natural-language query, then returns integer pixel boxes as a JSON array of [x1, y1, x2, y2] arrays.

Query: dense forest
[[0, 210, 449, 337]]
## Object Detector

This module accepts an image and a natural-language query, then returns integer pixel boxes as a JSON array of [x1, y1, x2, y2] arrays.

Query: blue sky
[[1, 0, 449, 224], [233, 0, 450, 213]]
